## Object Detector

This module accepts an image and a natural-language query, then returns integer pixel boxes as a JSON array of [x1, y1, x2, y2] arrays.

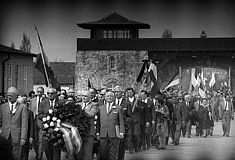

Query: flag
[[136, 60, 149, 83], [148, 63, 159, 98], [164, 78, 179, 90], [34, 26, 61, 91], [191, 68, 197, 88], [88, 78, 93, 89], [209, 70, 216, 88]]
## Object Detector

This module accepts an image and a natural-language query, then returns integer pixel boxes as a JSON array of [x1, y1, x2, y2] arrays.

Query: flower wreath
[[42, 101, 91, 153]]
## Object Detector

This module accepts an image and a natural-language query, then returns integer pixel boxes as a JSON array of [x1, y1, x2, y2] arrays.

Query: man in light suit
[[28, 86, 46, 160], [97, 90, 125, 160], [77, 90, 98, 160], [0, 86, 28, 160], [221, 95, 234, 137], [38, 87, 62, 160]]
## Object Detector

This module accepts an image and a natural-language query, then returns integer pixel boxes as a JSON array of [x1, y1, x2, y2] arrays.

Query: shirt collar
[[9, 101, 17, 108], [129, 97, 134, 102], [116, 98, 123, 105]]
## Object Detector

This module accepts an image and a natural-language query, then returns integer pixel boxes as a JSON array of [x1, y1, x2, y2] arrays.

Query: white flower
[[57, 123, 61, 128], [56, 119, 61, 124], [42, 117, 47, 122], [50, 122, 55, 127], [43, 124, 49, 129], [46, 116, 50, 121], [52, 117, 57, 121], [54, 128, 59, 132], [48, 109, 53, 114]]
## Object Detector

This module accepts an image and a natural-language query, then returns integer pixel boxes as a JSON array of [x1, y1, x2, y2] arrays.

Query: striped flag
[[34, 26, 61, 91], [59, 123, 82, 157], [148, 62, 159, 98], [209, 70, 216, 88]]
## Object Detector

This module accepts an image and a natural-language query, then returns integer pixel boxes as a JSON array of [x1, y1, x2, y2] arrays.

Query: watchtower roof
[[77, 12, 150, 29]]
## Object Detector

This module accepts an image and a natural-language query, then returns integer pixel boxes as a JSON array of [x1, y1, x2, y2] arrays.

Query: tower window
[[103, 29, 131, 39], [109, 56, 115, 69]]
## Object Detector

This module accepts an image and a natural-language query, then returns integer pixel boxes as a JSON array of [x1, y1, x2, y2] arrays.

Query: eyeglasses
[[47, 92, 55, 95]]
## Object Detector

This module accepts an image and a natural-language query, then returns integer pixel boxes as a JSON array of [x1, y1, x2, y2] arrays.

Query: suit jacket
[[143, 98, 155, 123], [98, 102, 125, 138], [81, 101, 98, 136], [221, 100, 234, 117], [118, 98, 132, 132], [38, 98, 61, 128], [0, 102, 28, 144], [29, 96, 46, 128], [173, 101, 188, 123], [127, 98, 141, 123]]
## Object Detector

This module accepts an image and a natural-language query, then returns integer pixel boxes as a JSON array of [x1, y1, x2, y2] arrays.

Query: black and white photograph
[[1, 0, 235, 160]]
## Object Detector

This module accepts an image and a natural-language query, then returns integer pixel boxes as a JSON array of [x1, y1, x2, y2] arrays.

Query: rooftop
[[77, 12, 150, 29], [0, 44, 37, 56]]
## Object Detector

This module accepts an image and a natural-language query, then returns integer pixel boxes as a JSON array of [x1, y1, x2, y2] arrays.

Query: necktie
[[118, 99, 120, 105], [36, 97, 41, 115], [107, 103, 110, 114], [51, 101, 54, 108], [10, 104, 14, 114], [83, 103, 86, 110]]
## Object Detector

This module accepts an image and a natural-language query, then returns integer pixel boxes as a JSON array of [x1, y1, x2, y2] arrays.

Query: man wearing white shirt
[[28, 87, 46, 160], [0, 87, 28, 160], [97, 91, 125, 160], [77, 90, 98, 160], [222, 95, 234, 137], [126, 88, 140, 153], [114, 86, 131, 160]]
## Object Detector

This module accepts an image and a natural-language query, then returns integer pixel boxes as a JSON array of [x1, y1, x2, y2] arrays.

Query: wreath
[[42, 101, 91, 149]]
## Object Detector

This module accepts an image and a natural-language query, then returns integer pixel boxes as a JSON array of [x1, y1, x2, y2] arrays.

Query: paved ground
[[29, 120, 235, 160]]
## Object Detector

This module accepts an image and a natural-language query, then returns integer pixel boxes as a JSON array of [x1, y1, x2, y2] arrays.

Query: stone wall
[[75, 50, 148, 92]]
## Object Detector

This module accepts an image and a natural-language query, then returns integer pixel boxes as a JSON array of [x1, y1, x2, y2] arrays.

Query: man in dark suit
[[97, 90, 125, 160], [114, 86, 131, 160], [173, 95, 188, 145], [125, 88, 141, 153], [77, 90, 98, 160], [28, 86, 46, 160], [0, 87, 28, 160], [140, 90, 155, 150], [38, 87, 62, 160]]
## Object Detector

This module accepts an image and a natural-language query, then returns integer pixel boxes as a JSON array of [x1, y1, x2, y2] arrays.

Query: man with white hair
[[0, 86, 28, 160], [97, 90, 125, 160], [77, 90, 98, 160]]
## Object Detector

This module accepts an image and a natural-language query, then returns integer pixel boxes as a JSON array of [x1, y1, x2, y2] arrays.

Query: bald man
[[0, 87, 28, 160], [77, 90, 98, 160], [97, 91, 125, 160]]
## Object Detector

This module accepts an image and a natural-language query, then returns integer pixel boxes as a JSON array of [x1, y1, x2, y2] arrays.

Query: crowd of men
[[0, 85, 234, 160]]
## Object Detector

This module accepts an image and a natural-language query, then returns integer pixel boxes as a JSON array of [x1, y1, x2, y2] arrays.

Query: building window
[[23, 66, 27, 91], [103, 29, 131, 39], [8, 65, 12, 87], [103, 30, 107, 38], [15, 65, 19, 88], [109, 56, 115, 69]]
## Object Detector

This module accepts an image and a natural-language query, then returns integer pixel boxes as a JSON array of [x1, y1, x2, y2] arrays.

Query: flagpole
[[228, 67, 231, 91], [35, 26, 50, 87]]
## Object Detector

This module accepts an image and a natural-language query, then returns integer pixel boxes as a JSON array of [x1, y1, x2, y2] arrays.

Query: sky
[[1, 0, 235, 62]]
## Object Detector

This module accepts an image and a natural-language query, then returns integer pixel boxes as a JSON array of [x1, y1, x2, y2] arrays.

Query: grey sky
[[1, 0, 235, 62]]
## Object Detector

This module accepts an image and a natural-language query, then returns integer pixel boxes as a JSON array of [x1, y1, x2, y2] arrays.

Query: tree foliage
[[19, 33, 31, 52], [162, 29, 173, 38]]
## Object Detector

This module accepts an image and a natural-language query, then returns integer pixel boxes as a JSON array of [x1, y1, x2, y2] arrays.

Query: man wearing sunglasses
[[38, 87, 61, 160]]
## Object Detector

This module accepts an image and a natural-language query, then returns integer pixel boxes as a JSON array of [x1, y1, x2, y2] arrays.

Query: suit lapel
[[107, 103, 116, 115]]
